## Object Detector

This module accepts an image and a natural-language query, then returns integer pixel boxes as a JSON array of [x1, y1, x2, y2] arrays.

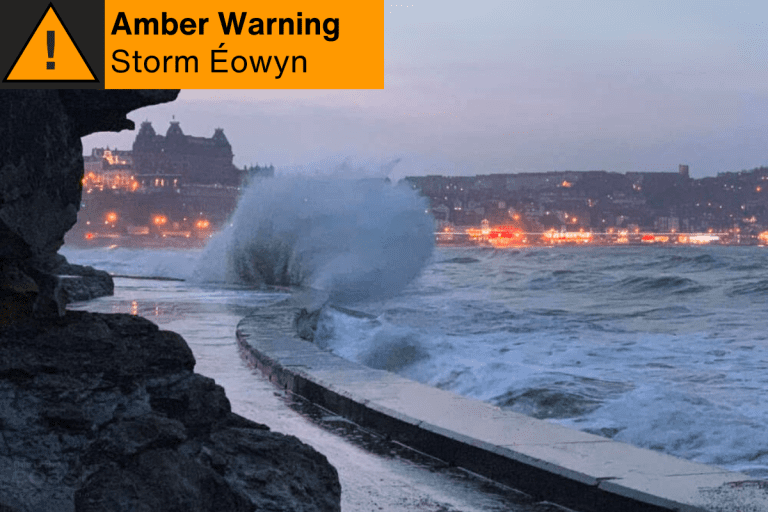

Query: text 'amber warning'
[[104, 0, 383, 89]]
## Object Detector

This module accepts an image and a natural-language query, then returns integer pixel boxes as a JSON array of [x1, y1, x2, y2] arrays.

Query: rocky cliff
[[0, 90, 180, 321], [0, 91, 341, 511], [0, 311, 340, 512]]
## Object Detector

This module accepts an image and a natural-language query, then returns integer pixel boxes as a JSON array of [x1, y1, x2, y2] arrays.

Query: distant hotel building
[[72, 121, 273, 246], [84, 120, 245, 189], [132, 120, 243, 186]]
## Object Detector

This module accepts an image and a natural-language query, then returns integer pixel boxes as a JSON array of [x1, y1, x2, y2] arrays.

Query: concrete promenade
[[236, 297, 768, 512]]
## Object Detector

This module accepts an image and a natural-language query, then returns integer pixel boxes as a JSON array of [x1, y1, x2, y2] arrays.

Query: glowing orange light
[[85, 232, 94, 240], [153, 215, 168, 226], [105, 212, 118, 223], [487, 225, 524, 247], [545, 231, 592, 243], [488, 226, 521, 239], [195, 219, 210, 229], [690, 234, 719, 244]]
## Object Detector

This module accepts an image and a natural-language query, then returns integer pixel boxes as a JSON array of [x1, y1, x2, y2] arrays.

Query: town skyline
[[77, 119, 768, 247], [404, 165, 768, 235], [84, 1, 768, 180]]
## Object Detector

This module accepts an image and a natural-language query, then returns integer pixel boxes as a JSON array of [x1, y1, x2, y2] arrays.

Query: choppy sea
[[62, 243, 768, 479]]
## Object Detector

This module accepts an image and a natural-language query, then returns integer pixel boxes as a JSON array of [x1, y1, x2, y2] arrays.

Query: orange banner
[[104, 0, 383, 89]]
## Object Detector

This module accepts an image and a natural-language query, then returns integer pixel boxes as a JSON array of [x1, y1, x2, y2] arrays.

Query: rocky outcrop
[[0, 311, 340, 511], [43, 254, 114, 304], [0, 90, 342, 511], [0, 90, 178, 322], [295, 307, 324, 341]]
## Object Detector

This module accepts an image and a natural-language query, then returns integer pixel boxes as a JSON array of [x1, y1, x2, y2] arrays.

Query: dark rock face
[[295, 307, 323, 341], [0, 90, 342, 511], [0, 311, 341, 512], [0, 90, 178, 322], [43, 254, 114, 303]]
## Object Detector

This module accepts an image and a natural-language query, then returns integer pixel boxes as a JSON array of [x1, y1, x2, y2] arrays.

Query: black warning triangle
[[4, 2, 98, 82]]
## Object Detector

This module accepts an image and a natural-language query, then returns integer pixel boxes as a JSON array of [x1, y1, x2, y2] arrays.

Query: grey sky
[[84, 0, 768, 179]]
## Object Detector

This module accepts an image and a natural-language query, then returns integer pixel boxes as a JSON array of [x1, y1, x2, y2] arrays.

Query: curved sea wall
[[237, 295, 768, 512], [0, 90, 341, 511]]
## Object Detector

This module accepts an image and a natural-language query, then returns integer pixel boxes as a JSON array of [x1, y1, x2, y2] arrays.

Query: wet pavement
[[71, 278, 571, 512], [229, 358, 571, 512]]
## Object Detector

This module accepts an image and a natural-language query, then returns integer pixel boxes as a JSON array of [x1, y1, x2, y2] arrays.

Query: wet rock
[[0, 89, 341, 511], [0, 311, 341, 511], [0, 90, 177, 324], [0, 261, 37, 324], [45, 254, 114, 303], [295, 307, 323, 341]]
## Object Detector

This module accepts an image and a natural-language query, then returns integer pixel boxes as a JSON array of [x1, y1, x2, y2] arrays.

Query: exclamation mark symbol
[[47, 31, 55, 70]]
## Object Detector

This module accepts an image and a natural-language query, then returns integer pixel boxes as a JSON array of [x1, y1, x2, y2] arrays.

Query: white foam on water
[[317, 245, 768, 477], [60, 246, 201, 280]]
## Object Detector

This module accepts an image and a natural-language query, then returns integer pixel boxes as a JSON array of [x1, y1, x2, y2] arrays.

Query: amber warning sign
[[4, 3, 97, 82]]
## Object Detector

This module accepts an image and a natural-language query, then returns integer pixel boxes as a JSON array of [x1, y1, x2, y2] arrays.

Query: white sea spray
[[196, 176, 435, 304]]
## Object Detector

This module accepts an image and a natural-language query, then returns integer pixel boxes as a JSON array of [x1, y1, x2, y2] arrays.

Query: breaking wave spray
[[196, 175, 434, 304]]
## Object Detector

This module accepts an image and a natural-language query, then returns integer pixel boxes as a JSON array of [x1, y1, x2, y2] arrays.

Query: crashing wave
[[197, 176, 434, 304]]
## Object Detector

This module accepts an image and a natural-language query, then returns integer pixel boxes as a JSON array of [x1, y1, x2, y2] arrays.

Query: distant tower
[[679, 164, 690, 178]]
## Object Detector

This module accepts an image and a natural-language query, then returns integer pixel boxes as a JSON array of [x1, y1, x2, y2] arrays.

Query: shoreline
[[70, 276, 562, 512], [236, 296, 768, 512]]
